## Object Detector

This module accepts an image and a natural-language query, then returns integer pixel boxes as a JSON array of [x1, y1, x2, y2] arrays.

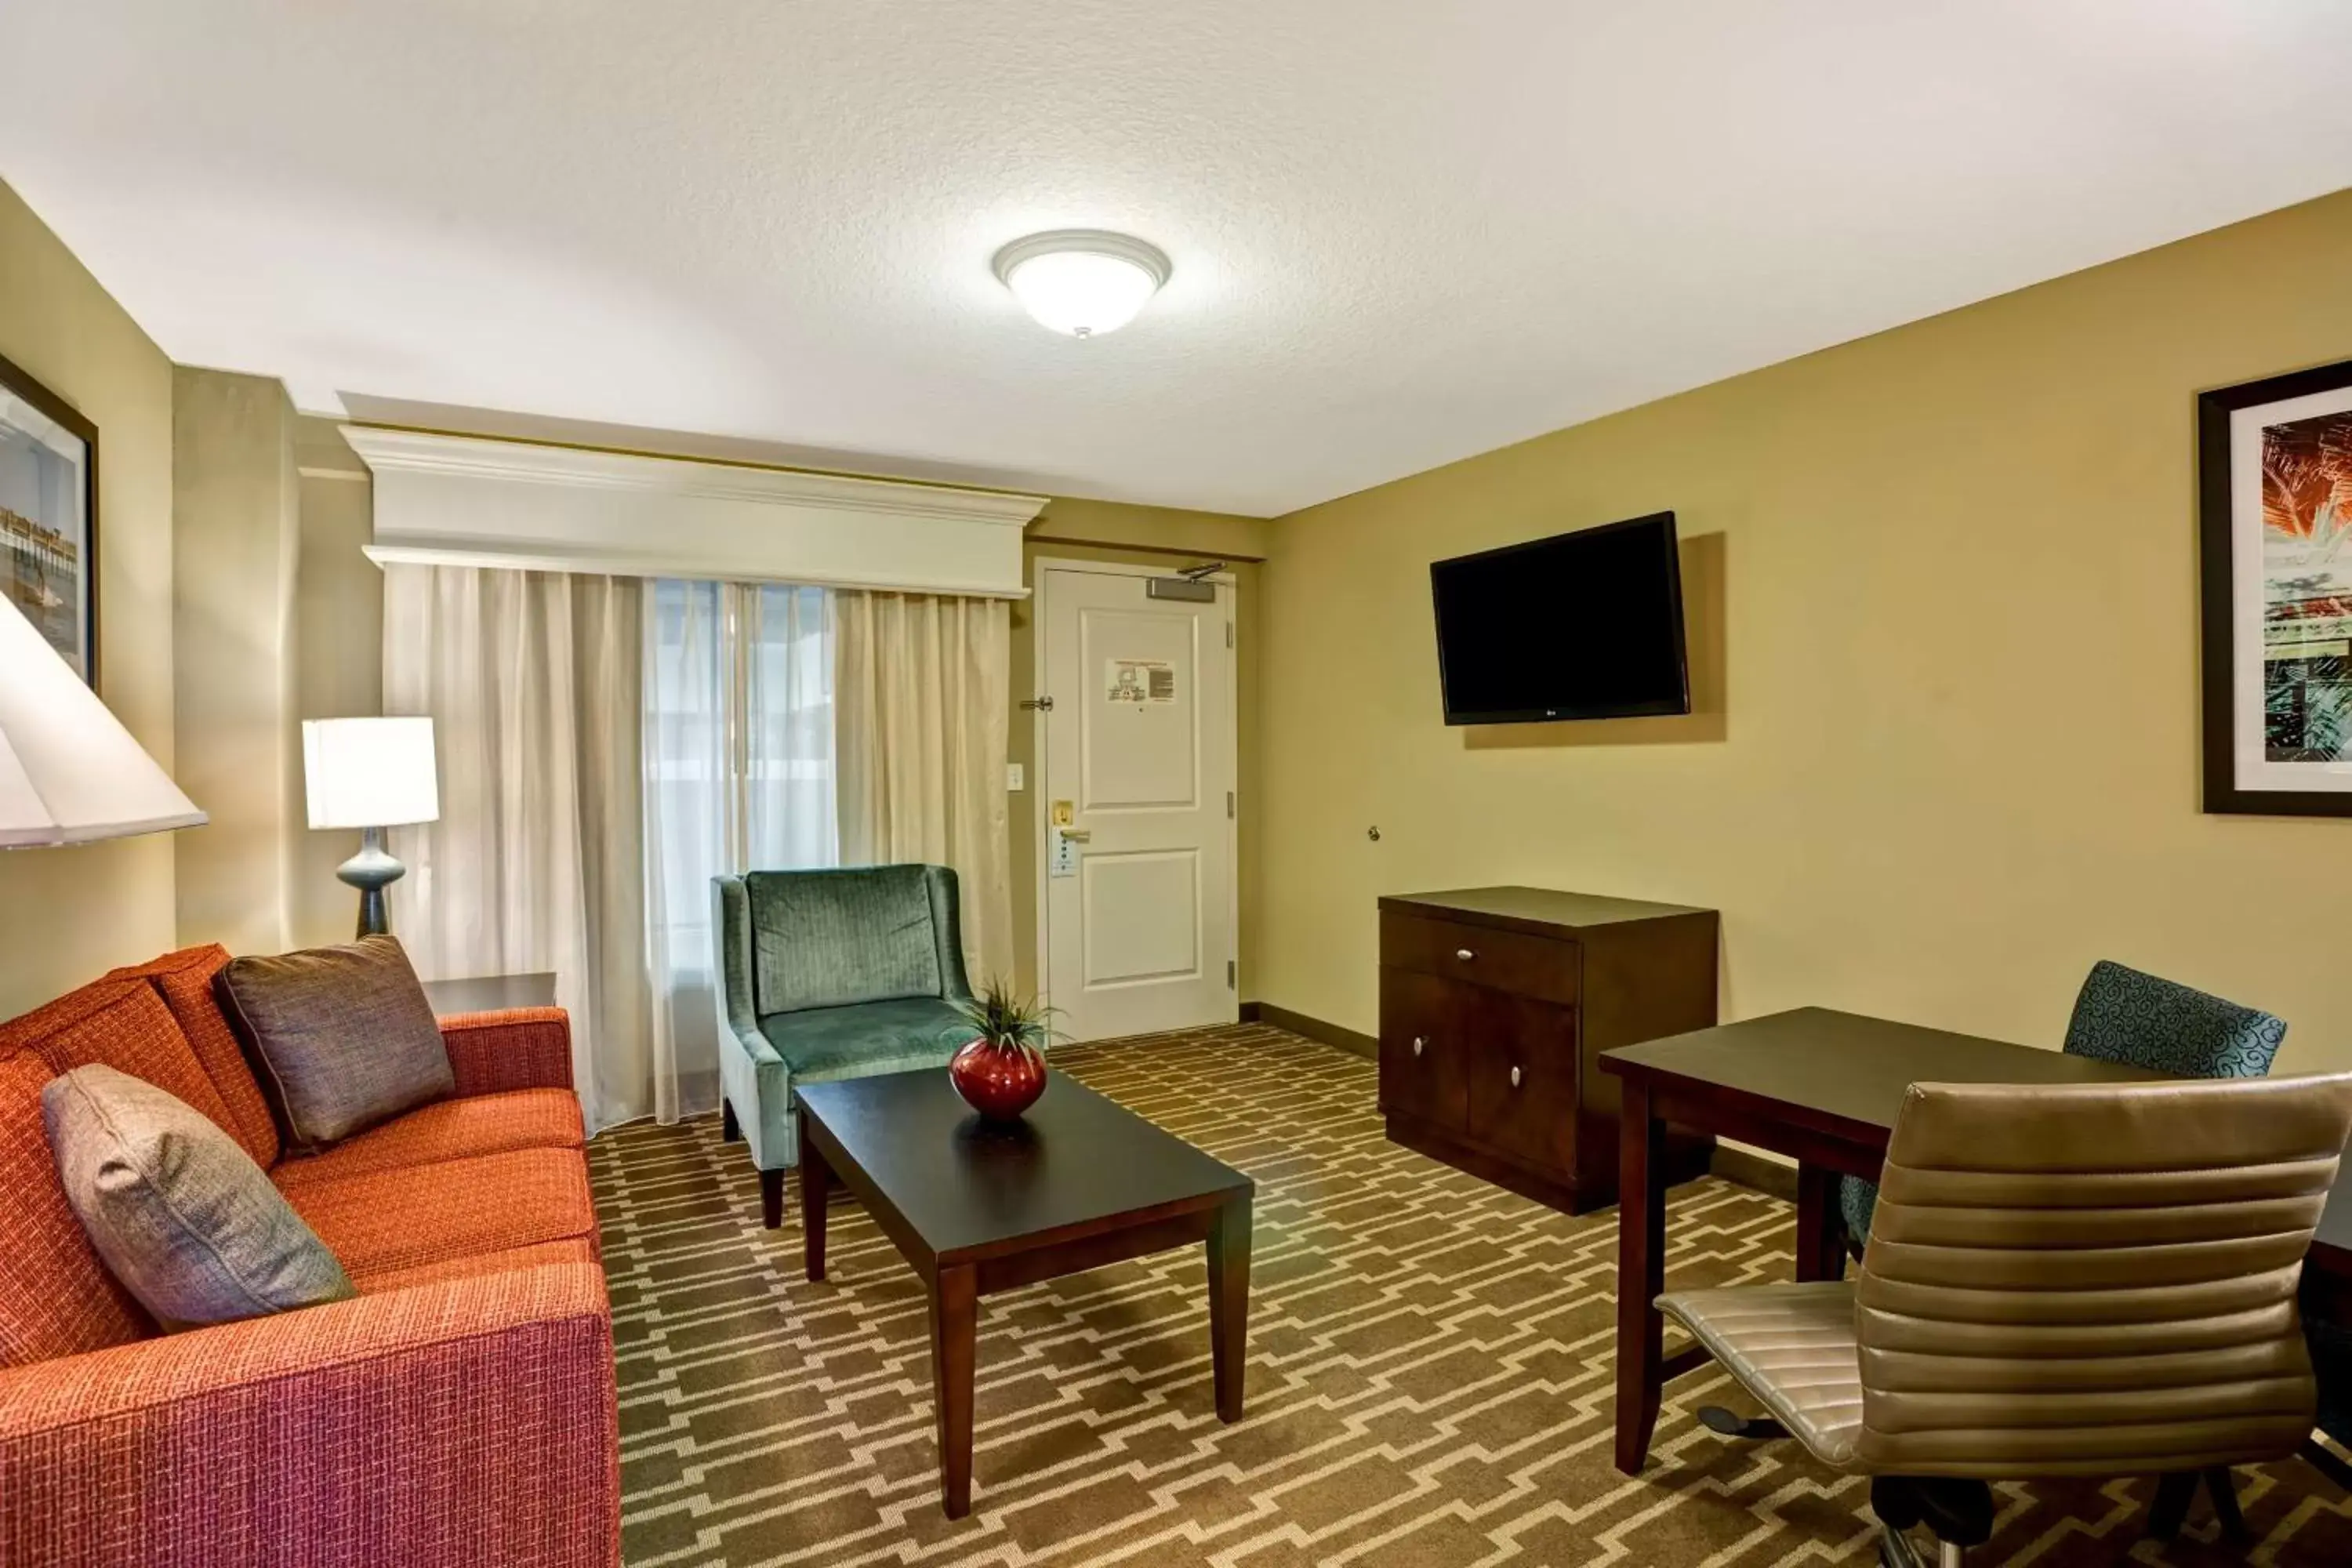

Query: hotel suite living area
[[11, 5, 2352, 1565]]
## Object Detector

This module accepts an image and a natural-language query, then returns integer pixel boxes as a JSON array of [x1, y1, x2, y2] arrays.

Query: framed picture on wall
[[2200, 356, 2352, 816], [0, 350, 99, 685]]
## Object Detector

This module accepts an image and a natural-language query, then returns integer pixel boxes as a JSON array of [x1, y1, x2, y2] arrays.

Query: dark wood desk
[[795, 1070, 1254, 1519], [420, 971, 557, 1014], [1599, 1007, 2161, 1475]]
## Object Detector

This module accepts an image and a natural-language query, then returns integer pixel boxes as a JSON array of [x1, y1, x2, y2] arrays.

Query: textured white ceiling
[[7, 2, 2352, 516]]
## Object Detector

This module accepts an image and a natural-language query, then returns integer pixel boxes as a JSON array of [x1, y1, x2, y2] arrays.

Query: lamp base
[[336, 826, 407, 938]]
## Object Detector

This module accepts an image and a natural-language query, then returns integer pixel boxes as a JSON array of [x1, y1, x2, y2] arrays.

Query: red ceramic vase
[[948, 1036, 1048, 1121]]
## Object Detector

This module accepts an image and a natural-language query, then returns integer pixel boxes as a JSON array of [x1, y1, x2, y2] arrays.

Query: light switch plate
[[1006, 762, 1025, 792]]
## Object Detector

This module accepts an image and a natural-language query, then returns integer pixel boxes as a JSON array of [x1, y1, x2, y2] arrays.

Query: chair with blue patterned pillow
[[1836, 960, 2288, 1248], [712, 863, 980, 1227]]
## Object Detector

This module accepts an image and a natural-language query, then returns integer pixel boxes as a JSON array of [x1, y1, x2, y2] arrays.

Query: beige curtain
[[833, 590, 1013, 987], [381, 564, 654, 1133]]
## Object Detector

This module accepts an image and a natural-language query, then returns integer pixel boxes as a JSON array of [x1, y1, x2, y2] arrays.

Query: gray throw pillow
[[43, 1064, 356, 1330], [213, 935, 456, 1152]]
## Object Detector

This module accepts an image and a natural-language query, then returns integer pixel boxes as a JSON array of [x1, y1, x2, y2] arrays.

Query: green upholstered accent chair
[[1838, 959, 2289, 1248], [713, 863, 978, 1226]]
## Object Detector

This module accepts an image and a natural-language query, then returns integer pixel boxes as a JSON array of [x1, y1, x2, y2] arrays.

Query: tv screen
[[1431, 512, 1690, 724]]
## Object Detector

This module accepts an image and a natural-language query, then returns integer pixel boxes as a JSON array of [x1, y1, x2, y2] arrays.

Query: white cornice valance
[[342, 427, 1047, 598]]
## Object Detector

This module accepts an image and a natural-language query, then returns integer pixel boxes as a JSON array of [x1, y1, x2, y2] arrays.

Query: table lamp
[[0, 596, 205, 847], [302, 717, 439, 937]]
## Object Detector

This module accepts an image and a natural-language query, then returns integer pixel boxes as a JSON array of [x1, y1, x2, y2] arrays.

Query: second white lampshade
[[302, 717, 439, 829]]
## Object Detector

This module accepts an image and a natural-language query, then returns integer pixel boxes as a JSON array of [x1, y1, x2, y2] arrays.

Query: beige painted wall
[[0, 181, 179, 1018], [172, 367, 303, 955], [290, 419, 382, 946], [1259, 187, 2352, 1075], [1010, 499, 1270, 1000]]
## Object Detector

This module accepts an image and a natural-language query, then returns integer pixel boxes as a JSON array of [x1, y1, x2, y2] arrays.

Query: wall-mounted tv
[[1431, 511, 1690, 724]]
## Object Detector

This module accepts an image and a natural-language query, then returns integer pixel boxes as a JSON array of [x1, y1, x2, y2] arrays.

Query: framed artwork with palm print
[[2199, 356, 2352, 816]]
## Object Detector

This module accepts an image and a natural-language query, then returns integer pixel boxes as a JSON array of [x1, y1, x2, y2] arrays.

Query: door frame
[[1029, 555, 1241, 1028]]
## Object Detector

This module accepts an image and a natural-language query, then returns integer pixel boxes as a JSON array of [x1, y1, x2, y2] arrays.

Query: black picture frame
[[2198, 355, 2352, 817], [0, 347, 100, 688]]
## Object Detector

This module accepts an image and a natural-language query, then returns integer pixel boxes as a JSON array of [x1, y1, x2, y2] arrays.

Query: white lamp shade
[[0, 594, 206, 848], [303, 717, 440, 829]]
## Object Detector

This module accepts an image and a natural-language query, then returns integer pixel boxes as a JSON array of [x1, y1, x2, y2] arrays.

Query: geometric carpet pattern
[[589, 1023, 2352, 1566]]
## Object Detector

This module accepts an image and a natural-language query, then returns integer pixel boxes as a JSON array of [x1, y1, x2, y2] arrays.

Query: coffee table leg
[[1207, 1191, 1252, 1422], [799, 1110, 829, 1283], [930, 1262, 978, 1519]]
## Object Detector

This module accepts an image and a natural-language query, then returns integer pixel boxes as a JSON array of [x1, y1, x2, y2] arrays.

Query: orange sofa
[[0, 946, 619, 1567]]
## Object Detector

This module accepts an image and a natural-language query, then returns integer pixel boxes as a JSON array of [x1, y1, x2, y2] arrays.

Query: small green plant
[[955, 978, 1059, 1054]]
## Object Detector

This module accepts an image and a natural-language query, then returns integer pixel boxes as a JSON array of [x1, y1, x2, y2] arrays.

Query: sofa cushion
[[351, 1238, 598, 1295], [0, 976, 243, 1142], [271, 1089, 585, 1189], [282, 1146, 599, 1277], [747, 865, 945, 1014], [757, 995, 974, 1080], [215, 936, 456, 1152], [110, 945, 281, 1168], [0, 1051, 151, 1366], [43, 1065, 356, 1330]]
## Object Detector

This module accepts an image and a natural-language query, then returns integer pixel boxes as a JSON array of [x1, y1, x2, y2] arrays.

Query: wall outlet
[[1006, 762, 1025, 792]]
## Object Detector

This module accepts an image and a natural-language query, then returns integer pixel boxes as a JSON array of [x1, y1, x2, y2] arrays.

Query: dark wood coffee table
[[793, 1069, 1255, 1519]]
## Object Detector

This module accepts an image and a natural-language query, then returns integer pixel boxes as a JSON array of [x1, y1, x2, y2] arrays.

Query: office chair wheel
[[1878, 1530, 1965, 1568], [1872, 1477, 1990, 1568], [1697, 1406, 1789, 1441]]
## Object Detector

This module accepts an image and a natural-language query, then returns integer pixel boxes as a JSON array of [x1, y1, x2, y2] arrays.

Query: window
[[644, 579, 834, 1114]]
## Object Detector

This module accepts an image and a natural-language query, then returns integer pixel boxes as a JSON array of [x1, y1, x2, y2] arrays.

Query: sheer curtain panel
[[643, 581, 835, 1123], [833, 590, 1013, 987], [381, 564, 652, 1133]]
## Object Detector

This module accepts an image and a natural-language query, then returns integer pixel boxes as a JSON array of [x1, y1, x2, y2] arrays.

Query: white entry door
[[1037, 562, 1237, 1042]]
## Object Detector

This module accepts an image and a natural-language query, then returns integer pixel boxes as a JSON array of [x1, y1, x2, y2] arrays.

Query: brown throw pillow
[[213, 935, 455, 1152], [43, 1064, 357, 1330]]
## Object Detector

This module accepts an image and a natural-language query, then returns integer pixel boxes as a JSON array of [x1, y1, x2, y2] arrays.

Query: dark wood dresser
[[1377, 887, 1718, 1214]]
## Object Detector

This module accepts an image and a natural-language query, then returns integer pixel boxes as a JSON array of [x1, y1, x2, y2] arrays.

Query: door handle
[[1058, 827, 1091, 842], [1411, 1036, 1425, 1057], [1509, 1064, 1523, 1088], [1455, 948, 1475, 962]]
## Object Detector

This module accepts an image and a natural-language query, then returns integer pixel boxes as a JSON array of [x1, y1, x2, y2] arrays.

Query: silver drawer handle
[[1412, 1036, 1425, 1057], [1509, 1064, 1523, 1088], [1455, 947, 1475, 961]]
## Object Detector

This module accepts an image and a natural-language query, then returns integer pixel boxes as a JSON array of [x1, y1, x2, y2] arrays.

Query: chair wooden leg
[[759, 1167, 785, 1229], [2203, 1467, 2247, 1541], [2147, 1472, 2198, 1540], [721, 1098, 742, 1142]]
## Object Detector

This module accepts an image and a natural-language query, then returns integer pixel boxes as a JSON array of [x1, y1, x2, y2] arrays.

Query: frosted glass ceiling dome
[[993, 230, 1171, 338]]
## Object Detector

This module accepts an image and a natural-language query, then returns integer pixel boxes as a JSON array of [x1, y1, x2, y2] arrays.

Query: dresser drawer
[[1378, 967, 1472, 1134], [1380, 910, 1580, 1006], [1464, 993, 1579, 1174]]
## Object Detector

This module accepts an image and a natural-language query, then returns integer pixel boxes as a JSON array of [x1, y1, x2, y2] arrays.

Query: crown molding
[[340, 426, 1047, 524], [342, 425, 1046, 597]]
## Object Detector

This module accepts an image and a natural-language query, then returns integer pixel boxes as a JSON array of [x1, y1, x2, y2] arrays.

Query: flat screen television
[[1431, 511, 1690, 724]]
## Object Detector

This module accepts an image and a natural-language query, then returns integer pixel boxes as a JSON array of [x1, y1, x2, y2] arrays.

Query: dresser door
[[1379, 968, 1472, 1134], [1465, 991, 1579, 1174]]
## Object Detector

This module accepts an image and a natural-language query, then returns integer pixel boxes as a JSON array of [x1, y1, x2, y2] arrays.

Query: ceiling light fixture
[[992, 230, 1171, 338]]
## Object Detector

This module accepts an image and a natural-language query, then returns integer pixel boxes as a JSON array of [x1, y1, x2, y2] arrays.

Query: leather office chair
[[1838, 960, 2288, 1247], [1662, 1073, 2352, 1566]]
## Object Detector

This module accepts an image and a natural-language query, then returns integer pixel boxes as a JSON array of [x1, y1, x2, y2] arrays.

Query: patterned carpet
[[587, 1023, 2352, 1567]]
